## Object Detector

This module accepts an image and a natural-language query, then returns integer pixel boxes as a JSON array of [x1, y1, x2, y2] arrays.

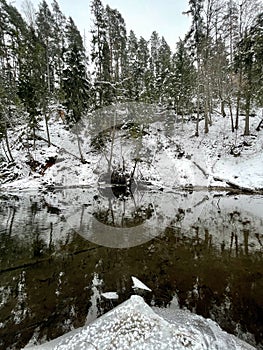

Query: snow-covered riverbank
[[1, 105, 263, 195]]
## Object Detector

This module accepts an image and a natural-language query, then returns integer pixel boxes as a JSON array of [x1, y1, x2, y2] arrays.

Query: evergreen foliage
[[0, 0, 262, 153], [171, 39, 196, 115], [62, 17, 90, 123], [248, 12, 263, 106]]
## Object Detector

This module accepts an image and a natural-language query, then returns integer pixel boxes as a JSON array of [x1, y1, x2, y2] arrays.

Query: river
[[0, 188, 262, 349]]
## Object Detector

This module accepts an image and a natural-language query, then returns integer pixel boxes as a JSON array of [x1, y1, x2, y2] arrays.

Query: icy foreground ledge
[[24, 296, 255, 350]]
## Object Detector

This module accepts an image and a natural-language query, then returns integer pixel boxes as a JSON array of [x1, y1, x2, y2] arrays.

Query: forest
[[0, 0, 263, 165]]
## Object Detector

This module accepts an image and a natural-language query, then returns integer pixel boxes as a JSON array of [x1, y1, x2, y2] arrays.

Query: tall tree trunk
[[235, 69, 242, 130], [45, 114, 51, 147], [204, 78, 209, 133], [208, 89, 212, 126], [77, 135, 86, 164], [220, 98, 226, 118], [235, 2, 245, 130], [108, 114, 116, 173], [46, 39, 51, 94], [195, 59, 201, 137], [228, 99, 235, 132], [195, 92, 200, 137], [44, 105, 51, 147], [4, 127, 14, 163], [204, 98, 209, 133], [75, 124, 86, 164], [244, 93, 250, 136]]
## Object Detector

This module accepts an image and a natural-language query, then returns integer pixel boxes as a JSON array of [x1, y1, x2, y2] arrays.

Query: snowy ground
[[1, 104, 263, 194], [23, 295, 255, 350]]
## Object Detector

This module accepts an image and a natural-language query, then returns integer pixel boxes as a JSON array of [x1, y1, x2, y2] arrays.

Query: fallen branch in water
[[225, 181, 256, 194], [0, 247, 100, 274], [256, 118, 263, 131]]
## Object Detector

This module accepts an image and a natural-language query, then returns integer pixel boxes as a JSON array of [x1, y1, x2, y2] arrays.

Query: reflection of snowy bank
[[24, 295, 255, 350], [1, 188, 262, 252], [182, 193, 263, 254], [60, 188, 263, 251]]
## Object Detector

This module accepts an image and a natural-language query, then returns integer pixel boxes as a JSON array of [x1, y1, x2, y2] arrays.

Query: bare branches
[[21, 0, 36, 27]]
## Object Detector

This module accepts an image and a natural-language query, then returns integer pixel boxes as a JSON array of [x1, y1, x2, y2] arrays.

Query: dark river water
[[0, 188, 262, 350]]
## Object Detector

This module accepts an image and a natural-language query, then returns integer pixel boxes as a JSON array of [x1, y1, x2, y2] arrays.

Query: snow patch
[[23, 295, 255, 350], [132, 276, 152, 292], [101, 292, 119, 300]]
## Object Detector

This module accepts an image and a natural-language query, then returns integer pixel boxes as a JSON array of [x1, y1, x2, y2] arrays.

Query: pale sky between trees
[[14, 0, 191, 50]]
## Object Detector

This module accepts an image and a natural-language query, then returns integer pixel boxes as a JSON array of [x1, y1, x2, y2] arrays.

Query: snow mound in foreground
[[24, 295, 255, 350]]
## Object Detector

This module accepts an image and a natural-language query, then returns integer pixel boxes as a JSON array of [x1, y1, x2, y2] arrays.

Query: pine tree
[[36, 0, 54, 93], [105, 6, 127, 82], [125, 30, 139, 100], [222, 0, 239, 130], [0, 0, 28, 95], [0, 0, 28, 157], [158, 37, 172, 103], [35, 0, 56, 145], [185, 0, 205, 136], [237, 11, 263, 135], [0, 11, 13, 161], [62, 17, 90, 123], [137, 36, 151, 102], [231, 0, 263, 130], [200, 0, 219, 133], [105, 5, 127, 102], [171, 39, 196, 117], [18, 27, 46, 146], [251, 12, 263, 106], [90, 0, 111, 107], [210, 37, 229, 119], [51, 0, 66, 99], [149, 31, 161, 102]]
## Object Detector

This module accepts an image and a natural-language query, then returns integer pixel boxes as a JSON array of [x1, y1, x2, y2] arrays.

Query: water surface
[[0, 189, 262, 349]]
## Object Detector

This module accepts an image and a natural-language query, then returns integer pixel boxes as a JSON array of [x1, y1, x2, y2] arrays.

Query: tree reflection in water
[[93, 187, 154, 228], [0, 192, 262, 350]]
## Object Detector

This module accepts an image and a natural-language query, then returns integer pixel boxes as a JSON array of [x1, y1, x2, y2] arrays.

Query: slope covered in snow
[[1, 103, 263, 193]]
